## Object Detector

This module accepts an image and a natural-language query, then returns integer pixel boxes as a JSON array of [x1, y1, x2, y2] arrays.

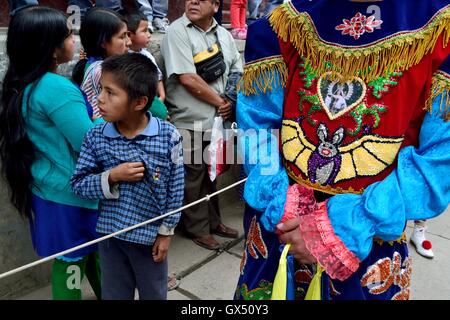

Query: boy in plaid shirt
[[71, 53, 184, 300]]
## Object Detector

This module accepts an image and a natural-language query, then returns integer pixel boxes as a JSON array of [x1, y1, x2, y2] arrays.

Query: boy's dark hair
[[102, 53, 158, 111], [124, 11, 148, 33]]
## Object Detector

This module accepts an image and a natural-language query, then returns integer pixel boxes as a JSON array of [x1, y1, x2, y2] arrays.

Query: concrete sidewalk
[[16, 202, 450, 300]]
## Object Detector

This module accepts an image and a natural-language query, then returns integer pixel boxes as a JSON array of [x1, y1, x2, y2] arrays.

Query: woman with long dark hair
[[0, 6, 101, 300]]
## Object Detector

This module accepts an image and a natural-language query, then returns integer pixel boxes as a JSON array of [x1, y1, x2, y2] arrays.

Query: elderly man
[[162, 0, 243, 250]]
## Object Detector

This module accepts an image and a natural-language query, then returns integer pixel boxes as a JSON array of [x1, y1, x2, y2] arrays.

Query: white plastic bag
[[207, 117, 236, 181]]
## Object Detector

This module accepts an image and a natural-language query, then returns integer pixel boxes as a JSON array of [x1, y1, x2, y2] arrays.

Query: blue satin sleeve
[[326, 94, 450, 261], [237, 73, 289, 232]]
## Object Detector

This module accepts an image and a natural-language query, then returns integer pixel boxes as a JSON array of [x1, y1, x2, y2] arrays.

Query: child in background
[[125, 10, 169, 120], [72, 7, 131, 117], [0, 6, 101, 300], [230, 0, 248, 40], [71, 53, 184, 300]]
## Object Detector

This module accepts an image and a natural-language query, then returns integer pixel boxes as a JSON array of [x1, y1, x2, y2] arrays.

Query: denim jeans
[[7, 0, 38, 15], [68, 0, 122, 16], [247, 0, 262, 25], [136, 0, 168, 21]]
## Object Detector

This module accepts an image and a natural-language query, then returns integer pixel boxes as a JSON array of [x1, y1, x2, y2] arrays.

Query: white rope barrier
[[0, 177, 247, 280]]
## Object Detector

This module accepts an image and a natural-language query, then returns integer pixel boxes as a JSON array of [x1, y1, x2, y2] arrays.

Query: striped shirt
[[81, 60, 103, 117], [71, 115, 184, 245]]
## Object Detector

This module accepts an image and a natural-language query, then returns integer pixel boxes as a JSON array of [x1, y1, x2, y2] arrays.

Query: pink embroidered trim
[[283, 184, 316, 220], [299, 201, 361, 281], [276, 184, 316, 236]]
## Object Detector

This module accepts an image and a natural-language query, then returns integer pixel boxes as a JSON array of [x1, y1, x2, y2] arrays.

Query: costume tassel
[[238, 57, 288, 96], [425, 71, 450, 121]]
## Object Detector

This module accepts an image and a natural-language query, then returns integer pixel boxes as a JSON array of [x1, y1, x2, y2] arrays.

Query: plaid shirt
[[71, 114, 184, 246]]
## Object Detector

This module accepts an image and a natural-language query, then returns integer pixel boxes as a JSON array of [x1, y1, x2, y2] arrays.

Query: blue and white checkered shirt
[[71, 114, 184, 246]]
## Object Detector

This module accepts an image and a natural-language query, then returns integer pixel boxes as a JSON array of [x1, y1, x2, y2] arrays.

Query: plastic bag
[[207, 117, 236, 181], [271, 244, 292, 300], [305, 265, 324, 300], [271, 243, 323, 300]]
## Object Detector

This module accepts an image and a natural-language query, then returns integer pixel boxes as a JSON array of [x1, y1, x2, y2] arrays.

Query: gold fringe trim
[[238, 56, 288, 96], [269, 3, 450, 83], [425, 71, 450, 121], [373, 232, 407, 246]]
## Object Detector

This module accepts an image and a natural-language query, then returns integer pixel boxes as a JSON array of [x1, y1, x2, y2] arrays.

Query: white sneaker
[[410, 225, 434, 259], [153, 17, 170, 33]]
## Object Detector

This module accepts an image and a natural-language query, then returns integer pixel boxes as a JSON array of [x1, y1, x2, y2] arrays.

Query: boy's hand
[[109, 162, 145, 185], [152, 235, 172, 263]]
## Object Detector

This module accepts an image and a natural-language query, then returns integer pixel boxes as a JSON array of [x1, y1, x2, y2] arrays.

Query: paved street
[[16, 199, 450, 300]]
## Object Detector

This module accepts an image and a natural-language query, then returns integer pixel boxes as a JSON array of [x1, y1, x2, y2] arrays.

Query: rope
[[0, 178, 247, 280]]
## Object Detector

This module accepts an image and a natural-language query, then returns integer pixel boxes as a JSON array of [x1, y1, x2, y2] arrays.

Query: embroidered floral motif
[[240, 216, 268, 275], [239, 252, 246, 275], [335, 12, 383, 40], [368, 72, 403, 99], [298, 90, 322, 125], [298, 68, 389, 136], [360, 252, 411, 300], [299, 57, 319, 89], [238, 280, 273, 300], [348, 103, 387, 136]]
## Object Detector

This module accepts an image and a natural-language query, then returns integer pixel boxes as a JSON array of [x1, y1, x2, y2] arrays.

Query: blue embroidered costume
[[236, 0, 450, 300]]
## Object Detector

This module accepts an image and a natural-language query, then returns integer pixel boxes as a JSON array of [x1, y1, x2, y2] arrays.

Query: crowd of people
[[0, 0, 449, 301], [6, 0, 286, 39]]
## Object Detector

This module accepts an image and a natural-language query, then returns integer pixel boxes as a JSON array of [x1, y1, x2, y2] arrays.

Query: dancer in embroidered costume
[[235, 0, 450, 300]]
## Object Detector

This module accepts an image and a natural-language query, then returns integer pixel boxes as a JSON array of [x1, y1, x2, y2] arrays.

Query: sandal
[[168, 276, 180, 291]]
